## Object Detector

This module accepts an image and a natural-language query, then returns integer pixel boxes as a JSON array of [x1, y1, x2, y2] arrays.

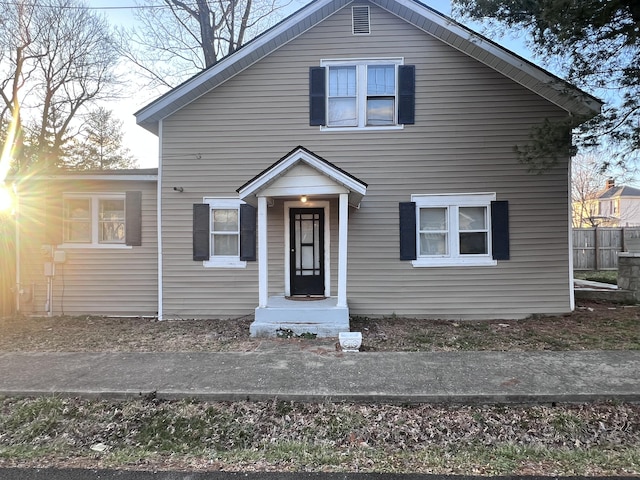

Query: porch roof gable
[[237, 146, 367, 207]]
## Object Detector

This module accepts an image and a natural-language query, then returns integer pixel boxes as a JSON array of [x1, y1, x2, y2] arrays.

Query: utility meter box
[[53, 250, 66, 263]]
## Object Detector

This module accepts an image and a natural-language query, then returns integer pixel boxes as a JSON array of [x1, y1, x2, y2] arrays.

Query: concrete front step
[[250, 296, 349, 337]]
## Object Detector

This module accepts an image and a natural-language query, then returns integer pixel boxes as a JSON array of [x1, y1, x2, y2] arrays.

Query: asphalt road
[[0, 470, 638, 480]]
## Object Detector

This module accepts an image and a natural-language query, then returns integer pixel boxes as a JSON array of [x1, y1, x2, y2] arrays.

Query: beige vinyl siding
[[17, 179, 157, 316], [160, 1, 573, 318]]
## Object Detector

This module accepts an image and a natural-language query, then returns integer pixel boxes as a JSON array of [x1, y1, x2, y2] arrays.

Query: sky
[[90, 0, 532, 169]]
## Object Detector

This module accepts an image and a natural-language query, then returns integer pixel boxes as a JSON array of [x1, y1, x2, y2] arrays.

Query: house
[[575, 179, 640, 228], [10, 0, 601, 335]]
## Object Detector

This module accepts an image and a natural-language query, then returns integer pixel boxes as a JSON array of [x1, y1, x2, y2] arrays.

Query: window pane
[[329, 66, 356, 96], [328, 97, 357, 126], [213, 209, 238, 232], [459, 207, 486, 230], [64, 199, 91, 243], [460, 232, 487, 254], [420, 233, 448, 255], [367, 98, 394, 125], [420, 208, 447, 230], [99, 199, 125, 243], [213, 234, 239, 256], [367, 65, 395, 95]]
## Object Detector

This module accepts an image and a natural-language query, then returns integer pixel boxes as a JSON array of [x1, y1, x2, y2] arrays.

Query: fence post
[[594, 226, 599, 271]]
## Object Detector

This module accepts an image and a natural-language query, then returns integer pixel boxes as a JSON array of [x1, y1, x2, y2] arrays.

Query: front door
[[290, 208, 325, 296]]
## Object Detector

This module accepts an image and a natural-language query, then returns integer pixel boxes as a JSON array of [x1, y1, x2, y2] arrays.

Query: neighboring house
[[11, 0, 601, 335], [573, 179, 640, 228]]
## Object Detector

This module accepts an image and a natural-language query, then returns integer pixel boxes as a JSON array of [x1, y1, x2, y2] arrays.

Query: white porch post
[[258, 196, 268, 307], [337, 193, 348, 307]]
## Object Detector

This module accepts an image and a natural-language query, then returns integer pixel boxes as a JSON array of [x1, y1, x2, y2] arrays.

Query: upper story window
[[310, 59, 415, 130], [63, 194, 126, 246]]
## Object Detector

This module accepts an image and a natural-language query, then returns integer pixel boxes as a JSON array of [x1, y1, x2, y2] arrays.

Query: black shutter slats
[[193, 204, 210, 261], [125, 191, 142, 246], [491, 200, 510, 260], [399, 202, 417, 260], [309, 66, 326, 126], [239, 204, 257, 261], [398, 65, 415, 125]]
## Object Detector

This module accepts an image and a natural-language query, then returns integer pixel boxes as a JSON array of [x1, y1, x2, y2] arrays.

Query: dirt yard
[[0, 300, 638, 352]]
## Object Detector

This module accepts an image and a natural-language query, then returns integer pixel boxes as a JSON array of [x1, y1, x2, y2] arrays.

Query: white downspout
[[568, 156, 575, 311], [157, 119, 163, 320]]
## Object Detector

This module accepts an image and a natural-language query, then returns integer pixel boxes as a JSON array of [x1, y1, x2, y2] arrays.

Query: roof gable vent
[[352, 6, 370, 35]]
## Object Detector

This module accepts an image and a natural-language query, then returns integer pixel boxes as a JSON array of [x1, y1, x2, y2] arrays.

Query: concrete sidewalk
[[0, 350, 639, 403]]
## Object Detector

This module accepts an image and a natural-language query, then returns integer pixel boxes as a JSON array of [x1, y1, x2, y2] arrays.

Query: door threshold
[[285, 295, 327, 301]]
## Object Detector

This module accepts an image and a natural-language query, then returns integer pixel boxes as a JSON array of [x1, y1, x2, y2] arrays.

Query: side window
[[194, 199, 256, 268], [62, 193, 137, 247], [400, 193, 507, 267]]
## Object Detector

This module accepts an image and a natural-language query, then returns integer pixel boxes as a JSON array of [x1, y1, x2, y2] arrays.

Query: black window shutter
[[398, 65, 415, 125], [309, 66, 326, 126], [125, 191, 142, 246], [399, 202, 417, 260], [239, 204, 257, 261], [491, 200, 510, 260], [193, 204, 210, 261]]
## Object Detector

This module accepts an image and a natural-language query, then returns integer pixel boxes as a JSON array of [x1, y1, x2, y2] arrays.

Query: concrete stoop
[[250, 296, 349, 337]]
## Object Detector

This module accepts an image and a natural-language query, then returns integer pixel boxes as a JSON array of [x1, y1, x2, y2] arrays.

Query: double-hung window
[[63, 194, 127, 246], [412, 193, 497, 267], [198, 198, 248, 268], [311, 58, 414, 129]]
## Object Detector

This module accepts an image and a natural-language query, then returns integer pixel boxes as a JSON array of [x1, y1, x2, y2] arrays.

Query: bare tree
[[65, 107, 138, 170], [118, 0, 291, 89], [0, 0, 120, 173]]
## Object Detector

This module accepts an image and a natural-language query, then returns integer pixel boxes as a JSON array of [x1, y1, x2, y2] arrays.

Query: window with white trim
[[412, 193, 497, 267], [203, 198, 247, 268], [323, 59, 403, 129], [63, 194, 126, 246]]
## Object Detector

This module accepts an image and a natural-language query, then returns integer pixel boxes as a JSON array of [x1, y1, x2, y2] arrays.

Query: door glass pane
[[366, 98, 394, 125], [420, 233, 447, 255], [460, 232, 487, 254], [300, 218, 314, 243], [213, 234, 239, 255], [301, 245, 314, 274], [213, 209, 238, 232], [459, 207, 486, 230]]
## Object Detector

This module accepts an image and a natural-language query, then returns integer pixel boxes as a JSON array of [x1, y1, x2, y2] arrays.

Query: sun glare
[[0, 186, 13, 213]]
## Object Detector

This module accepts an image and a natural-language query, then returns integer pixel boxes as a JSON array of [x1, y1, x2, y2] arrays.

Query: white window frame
[[320, 58, 404, 131], [61, 193, 130, 249], [412, 193, 497, 267], [203, 197, 247, 268]]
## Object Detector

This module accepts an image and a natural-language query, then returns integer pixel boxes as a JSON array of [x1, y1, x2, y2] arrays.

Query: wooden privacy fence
[[573, 227, 640, 270]]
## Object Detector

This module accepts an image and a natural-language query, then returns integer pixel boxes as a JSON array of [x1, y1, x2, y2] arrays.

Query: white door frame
[[284, 200, 331, 297]]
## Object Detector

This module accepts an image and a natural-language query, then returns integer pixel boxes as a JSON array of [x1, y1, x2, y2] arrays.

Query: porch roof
[[237, 146, 368, 208]]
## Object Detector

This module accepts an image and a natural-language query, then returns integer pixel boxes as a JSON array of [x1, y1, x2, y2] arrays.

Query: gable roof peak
[[135, 0, 602, 134]]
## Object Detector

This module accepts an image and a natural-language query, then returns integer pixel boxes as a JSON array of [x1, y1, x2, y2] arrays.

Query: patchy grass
[[0, 398, 638, 475], [1, 300, 638, 352], [575, 270, 618, 285]]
